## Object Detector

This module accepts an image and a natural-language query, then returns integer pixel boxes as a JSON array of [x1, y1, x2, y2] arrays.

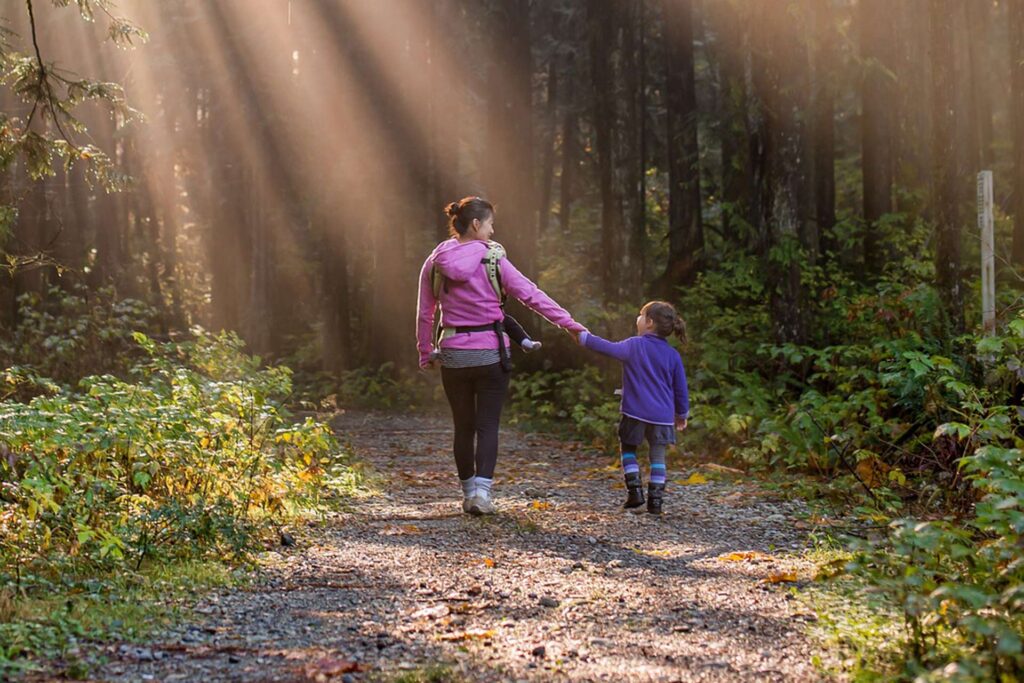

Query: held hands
[[676, 417, 688, 431]]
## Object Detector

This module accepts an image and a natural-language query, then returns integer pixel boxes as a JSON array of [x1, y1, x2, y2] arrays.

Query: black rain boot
[[647, 482, 665, 515], [623, 472, 645, 509]]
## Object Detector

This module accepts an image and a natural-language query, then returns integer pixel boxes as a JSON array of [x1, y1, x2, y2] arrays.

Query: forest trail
[[93, 410, 828, 682]]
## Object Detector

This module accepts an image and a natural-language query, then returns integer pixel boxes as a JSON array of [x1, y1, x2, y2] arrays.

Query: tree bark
[[930, 0, 965, 331], [661, 0, 702, 291], [811, 0, 836, 256], [860, 0, 895, 275], [588, 0, 624, 303], [483, 0, 535, 277], [1010, 0, 1024, 265], [750, 0, 807, 344]]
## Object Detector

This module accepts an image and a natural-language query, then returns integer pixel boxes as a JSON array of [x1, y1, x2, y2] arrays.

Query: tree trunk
[[1009, 0, 1024, 265], [483, 0, 535, 277], [558, 102, 579, 236], [966, 1, 994, 172], [537, 58, 559, 236], [860, 0, 895, 276], [811, 0, 836, 256], [588, 0, 624, 303], [712, 0, 754, 245], [750, 0, 807, 344], [661, 0, 702, 292], [930, 0, 965, 331]]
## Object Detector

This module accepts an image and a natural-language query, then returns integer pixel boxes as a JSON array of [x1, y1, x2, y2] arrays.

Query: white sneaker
[[471, 495, 496, 515]]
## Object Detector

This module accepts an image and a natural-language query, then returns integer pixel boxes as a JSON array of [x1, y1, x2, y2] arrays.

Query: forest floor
[[79, 410, 833, 682]]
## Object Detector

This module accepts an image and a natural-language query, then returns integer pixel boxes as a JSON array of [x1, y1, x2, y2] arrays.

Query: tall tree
[[1011, 0, 1024, 265], [811, 0, 836, 255], [483, 0, 535, 277], [930, 0, 965, 331], [751, 0, 808, 344], [966, 1, 994, 172], [588, 0, 625, 303], [860, 0, 895, 275], [660, 0, 702, 291], [710, 0, 754, 244]]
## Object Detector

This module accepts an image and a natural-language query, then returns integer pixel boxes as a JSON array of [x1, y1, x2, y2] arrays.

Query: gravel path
[[93, 410, 829, 682]]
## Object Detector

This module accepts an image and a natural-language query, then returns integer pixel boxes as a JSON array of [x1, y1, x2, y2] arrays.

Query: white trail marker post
[[977, 170, 996, 335]]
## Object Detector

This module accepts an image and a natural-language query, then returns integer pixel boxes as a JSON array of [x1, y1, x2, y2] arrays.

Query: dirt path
[[94, 410, 827, 682]]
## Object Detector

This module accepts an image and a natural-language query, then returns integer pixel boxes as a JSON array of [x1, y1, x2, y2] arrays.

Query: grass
[[381, 663, 462, 683], [0, 559, 246, 680], [796, 540, 905, 681]]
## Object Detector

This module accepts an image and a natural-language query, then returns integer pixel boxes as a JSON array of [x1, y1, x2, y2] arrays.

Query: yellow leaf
[[199, 437, 210, 449], [531, 501, 552, 510], [717, 551, 771, 563], [855, 455, 890, 489], [763, 572, 798, 584], [381, 524, 422, 536], [470, 557, 496, 568], [677, 472, 708, 486]]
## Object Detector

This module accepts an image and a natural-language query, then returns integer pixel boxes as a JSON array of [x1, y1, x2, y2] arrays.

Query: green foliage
[[0, 285, 155, 386], [0, 1, 144, 192], [507, 366, 621, 451], [0, 330, 355, 600], [841, 444, 1024, 681]]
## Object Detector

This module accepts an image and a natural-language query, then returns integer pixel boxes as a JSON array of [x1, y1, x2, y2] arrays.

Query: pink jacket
[[416, 239, 584, 368]]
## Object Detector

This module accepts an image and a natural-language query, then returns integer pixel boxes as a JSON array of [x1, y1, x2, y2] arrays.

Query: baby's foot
[[521, 339, 542, 353]]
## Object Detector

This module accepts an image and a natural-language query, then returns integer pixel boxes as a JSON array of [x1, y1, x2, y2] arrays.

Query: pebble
[[532, 645, 546, 658], [539, 596, 560, 608]]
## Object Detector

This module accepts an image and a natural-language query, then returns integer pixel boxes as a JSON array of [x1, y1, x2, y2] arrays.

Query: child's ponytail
[[641, 301, 687, 345]]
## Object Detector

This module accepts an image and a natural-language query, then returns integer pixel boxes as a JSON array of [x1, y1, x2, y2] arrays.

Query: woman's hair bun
[[445, 202, 460, 218]]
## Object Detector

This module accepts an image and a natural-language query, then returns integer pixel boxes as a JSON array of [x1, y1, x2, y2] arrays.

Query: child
[[576, 301, 689, 514]]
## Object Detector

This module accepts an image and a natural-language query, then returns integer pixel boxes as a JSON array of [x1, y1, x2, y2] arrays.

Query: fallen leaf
[[763, 571, 799, 584], [635, 548, 672, 558], [530, 501, 552, 510], [380, 524, 422, 535], [302, 657, 362, 680], [437, 628, 496, 642], [855, 456, 890, 489], [677, 472, 708, 486], [717, 551, 771, 563]]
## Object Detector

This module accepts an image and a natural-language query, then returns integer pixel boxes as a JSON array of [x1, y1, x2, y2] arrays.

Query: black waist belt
[[451, 321, 510, 372]]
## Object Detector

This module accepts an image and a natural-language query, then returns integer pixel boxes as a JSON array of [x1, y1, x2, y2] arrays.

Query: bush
[[0, 285, 155, 386], [0, 330, 355, 591]]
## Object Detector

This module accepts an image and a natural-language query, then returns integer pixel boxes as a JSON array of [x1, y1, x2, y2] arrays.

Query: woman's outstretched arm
[[500, 258, 585, 333]]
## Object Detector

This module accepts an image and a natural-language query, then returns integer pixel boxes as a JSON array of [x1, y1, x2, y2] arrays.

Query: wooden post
[[977, 170, 996, 335]]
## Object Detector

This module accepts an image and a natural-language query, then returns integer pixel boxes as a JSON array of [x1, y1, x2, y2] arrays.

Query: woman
[[416, 196, 585, 515]]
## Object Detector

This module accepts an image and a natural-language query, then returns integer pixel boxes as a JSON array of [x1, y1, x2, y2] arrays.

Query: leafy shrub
[[844, 445, 1024, 681], [0, 330, 355, 592], [0, 285, 155, 386], [507, 366, 621, 451]]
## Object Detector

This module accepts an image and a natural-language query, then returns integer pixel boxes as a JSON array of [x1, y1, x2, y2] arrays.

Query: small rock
[[279, 530, 295, 547], [587, 536, 597, 545], [539, 596, 560, 608], [228, 655, 241, 664], [607, 559, 623, 568], [342, 676, 356, 683], [532, 645, 546, 658]]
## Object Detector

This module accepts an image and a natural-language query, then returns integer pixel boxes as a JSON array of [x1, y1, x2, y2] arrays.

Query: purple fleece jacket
[[416, 239, 585, 368], [580, 331, 689, 426]]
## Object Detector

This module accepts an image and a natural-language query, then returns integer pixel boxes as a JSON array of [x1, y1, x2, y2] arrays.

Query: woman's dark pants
[[440, 363, 510, 481]]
